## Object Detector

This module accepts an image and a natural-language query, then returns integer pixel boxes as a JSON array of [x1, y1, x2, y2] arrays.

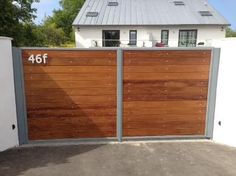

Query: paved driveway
[[0, 141, 236, 176]]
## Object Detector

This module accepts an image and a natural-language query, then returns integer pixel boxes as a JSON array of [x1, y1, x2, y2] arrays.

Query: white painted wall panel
[[212, 38, 236, 148], [0, 37, 19, 151]]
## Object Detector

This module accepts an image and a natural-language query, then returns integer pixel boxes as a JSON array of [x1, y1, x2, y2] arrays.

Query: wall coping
[[0, 36, 13, 40]]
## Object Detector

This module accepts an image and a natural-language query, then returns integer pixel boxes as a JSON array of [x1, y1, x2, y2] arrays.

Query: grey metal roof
[[73, 0, 230, 26]]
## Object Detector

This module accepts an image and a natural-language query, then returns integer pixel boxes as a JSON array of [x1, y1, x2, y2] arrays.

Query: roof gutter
[[72, 23, 231, 27]]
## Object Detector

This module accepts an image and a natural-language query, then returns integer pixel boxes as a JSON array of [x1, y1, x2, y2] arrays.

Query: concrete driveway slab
[[0, 141, 236, 176]]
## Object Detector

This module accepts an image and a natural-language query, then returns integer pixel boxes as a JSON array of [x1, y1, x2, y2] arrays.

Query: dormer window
[[108, 1, 118, 6], [86, 12, 99, 17], [199, 11, 213, 16], [174, 1, 185, 6]]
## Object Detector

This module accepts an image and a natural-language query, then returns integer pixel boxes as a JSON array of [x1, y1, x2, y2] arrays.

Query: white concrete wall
[[75, 25, 226, 48], [212, 38, 236, 148], [0, 37, 19, 151]]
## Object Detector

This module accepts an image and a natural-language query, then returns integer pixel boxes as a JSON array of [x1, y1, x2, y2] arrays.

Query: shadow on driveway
[[1, 141, 236, 176], [0, 144, 102, 176]]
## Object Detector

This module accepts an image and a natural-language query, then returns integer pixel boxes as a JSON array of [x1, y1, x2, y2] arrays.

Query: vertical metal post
[[117, 48, 123, 142], [205, 48, 221, 139], [12, 47, 28, 144]]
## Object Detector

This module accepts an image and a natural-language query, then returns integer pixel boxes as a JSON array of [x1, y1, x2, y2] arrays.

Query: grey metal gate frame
[[12, 47, 28, 145], [12, 47, 220, 145]]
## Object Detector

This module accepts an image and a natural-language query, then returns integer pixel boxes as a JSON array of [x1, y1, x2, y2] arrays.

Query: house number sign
[[28, 53, 48, 64]]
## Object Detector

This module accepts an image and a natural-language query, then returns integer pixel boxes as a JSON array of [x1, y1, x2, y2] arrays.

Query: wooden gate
[[22, 49, 117, 140], [20, 48, 215, 141], [123, 50, 211, 137]]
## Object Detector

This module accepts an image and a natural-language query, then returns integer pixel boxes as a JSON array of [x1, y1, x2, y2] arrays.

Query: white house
[[73, 0, 230, 48]]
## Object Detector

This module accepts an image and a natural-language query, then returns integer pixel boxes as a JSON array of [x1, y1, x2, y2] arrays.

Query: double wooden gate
[[16, 48, 219, 142]]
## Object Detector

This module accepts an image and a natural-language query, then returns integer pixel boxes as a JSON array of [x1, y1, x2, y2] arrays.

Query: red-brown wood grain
[[22, 50, 117, 140], [23, 49, 212, 140], [123, 50, 211, 137]]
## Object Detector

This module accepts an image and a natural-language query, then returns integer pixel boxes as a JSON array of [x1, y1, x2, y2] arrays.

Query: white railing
[[88, 39, 214, 48]]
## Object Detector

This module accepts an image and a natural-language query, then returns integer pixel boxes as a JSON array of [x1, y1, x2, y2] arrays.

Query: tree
[[226, 27, 236, 37], [20, 23, 42, 46], [0, 0, 39, 46], [0, 0, 85, 46], [39, 23, 67, 46], [46, 0, 85, 42]]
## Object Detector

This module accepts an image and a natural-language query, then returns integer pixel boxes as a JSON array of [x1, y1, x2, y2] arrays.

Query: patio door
[[102, 30, 120, 47], [178, 30, 197, 47]]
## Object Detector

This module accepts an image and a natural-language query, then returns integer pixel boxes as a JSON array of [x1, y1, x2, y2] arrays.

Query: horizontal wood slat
[[26, 102, 116, 110], [24, 66, 116, 74], [123, 50, 211, 137], [23, 50, 116, 59], [124, 101, 207, 108], [25, 88, 115, 96], [124, 50, 211, 59], [25, 80, 116, 88], [22, 50, 117, 140], [24, 73, 116, 81], [124, 80, 209, 87], [27, 108, 116, 118], [123, 114, 206, 123], [124, 65, 210, 73], [23, 57, 116, 66], [124, 72, 209, 80], [26, 95, 116, 104]]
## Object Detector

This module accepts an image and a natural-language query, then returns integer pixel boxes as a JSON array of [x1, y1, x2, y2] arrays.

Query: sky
[[33, 0, 236, 29], [32, 0, 61, 24]]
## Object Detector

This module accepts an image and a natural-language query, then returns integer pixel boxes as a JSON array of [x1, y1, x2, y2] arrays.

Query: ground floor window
[[161, 30, 169, 46], [178, 30, 197, 47], [102, 30, 120, 47], [129, 30, 137, 46]]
